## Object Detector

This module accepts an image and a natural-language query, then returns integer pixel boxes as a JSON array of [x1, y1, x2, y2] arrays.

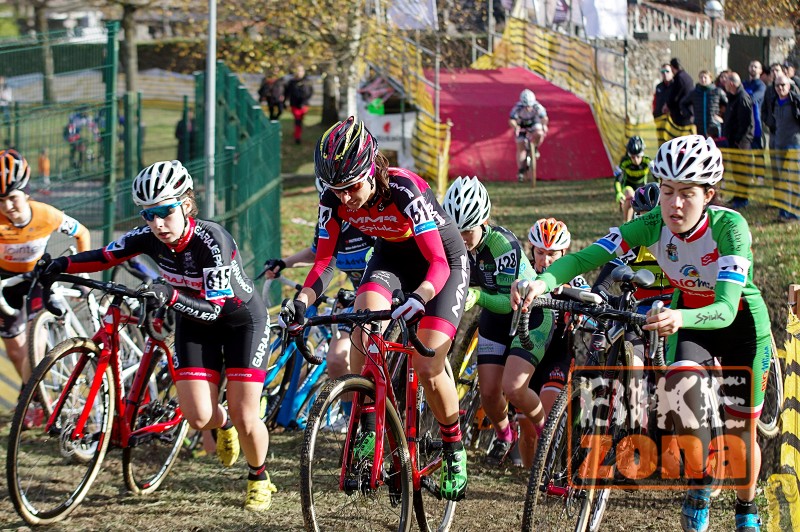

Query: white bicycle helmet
[[650, 135, 724, 186], [528, 218, 571, 251], [520, 89, 536, 107], [442, 176, 492, 232], [132, 160, 194, 206]]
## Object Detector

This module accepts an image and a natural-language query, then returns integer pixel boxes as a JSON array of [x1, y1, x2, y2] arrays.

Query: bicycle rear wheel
[[122, 339, 188, 495], [6, 338, 114, 525], [757, 334, 783, 438], [27, 310, 71, 377], [301, 375, 413, 532]]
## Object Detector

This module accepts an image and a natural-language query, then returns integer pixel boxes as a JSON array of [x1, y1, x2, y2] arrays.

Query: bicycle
[[6, 272, 188, 525], [518, 129, 537, 188], [289, 292, 457, 532], [520, 266, 666, 532]]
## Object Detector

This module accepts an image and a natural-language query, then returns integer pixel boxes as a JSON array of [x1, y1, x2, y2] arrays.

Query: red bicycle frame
[[43, 295, 182, 449]]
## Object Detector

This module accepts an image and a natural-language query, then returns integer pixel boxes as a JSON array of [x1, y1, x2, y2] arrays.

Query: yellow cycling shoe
[[244, 474, 278, 512], [216, 425, 240, 467]]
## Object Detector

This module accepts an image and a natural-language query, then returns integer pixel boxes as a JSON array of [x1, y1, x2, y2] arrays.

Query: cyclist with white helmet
[[0, 149, 90, 404], [442, 176, 548, 467], [513, 135, 769, 532], [516, 217, 589, 468], [282, 117, 470, 501], [510, 89, 548, 182], [36, 160, 278, 512]]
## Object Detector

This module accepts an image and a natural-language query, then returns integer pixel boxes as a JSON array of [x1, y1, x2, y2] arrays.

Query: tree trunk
[[34, 3, 55, 104], [122, 5, 138, 93], [344, 4, 363, 118], [321, 63, 340, 127]]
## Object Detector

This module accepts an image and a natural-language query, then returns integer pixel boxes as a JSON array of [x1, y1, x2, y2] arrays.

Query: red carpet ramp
[[430, 67, 612, 181]]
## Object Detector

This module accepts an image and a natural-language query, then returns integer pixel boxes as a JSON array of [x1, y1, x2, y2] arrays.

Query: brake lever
[[510, 280, 530, 336]]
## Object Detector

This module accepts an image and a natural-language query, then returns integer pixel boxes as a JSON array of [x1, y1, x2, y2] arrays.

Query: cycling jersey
[[311, 221, 373, 287], [469, 225, 535, 314], [593, 245, 673, 302], [0, 201, 89, 274], [510, 102, 547, 131], [63, 218, 256, 322], [614, 155, 652, 198], [539, 206, 771, 415]]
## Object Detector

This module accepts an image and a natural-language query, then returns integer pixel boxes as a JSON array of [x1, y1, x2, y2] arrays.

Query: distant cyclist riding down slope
[[510, 89, 548, 183], [516, 217, 589, 469], [613, 135, 652, 222], [512, 135, 769, 532], [263, 175, 374, 428], [0, 149, 90, 405], [281, 116, 470, 501], [442, 176, 547, 468], [36, 160, 277, 512]]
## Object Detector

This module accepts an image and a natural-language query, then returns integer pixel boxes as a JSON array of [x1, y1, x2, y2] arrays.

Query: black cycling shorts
[[0, 280, 43, 339], [173, 293, 270, 385], [528, 321, 572, 395]]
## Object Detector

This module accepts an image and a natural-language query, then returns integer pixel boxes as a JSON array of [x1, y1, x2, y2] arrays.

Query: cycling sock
[[495, 423, 514, 442], [248, 461, 268, 481], [735, 497, 758, 514], [360, 406, 376, 433], [440, 420, 464, 452], [221, 408, 234, 431]]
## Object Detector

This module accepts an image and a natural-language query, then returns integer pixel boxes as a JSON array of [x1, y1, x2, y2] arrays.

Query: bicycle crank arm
[[420, 475, 443, 500]]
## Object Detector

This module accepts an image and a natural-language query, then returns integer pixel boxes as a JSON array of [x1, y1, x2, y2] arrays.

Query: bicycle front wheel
[[7, 338, 114, 525], [301, 375, 413, 532], [122, 340, 188, 495], [27, 310, 71, 373]]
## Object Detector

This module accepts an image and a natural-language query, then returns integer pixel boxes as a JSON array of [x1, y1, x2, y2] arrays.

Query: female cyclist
[[281, 117, 469, 501], [0, 149, 90, 393], [516, 218, 589, 469], [512, 135, 767, 532], [37, 160, 277, 512], [441, 176, 544, 467]]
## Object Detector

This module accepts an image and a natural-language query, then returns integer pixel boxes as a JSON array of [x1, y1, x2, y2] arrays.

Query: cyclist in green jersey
[[513, 135, 768, 532], [614, 136, 652, 222], [442, 176, 548, 467]]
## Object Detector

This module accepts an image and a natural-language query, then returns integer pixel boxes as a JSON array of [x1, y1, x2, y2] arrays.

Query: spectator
[[175, 110, 196, 162], [258, 71, 286, 121], [663, 57, 694, 127], [691, 70, 724, 137], [0, 76, 11, 123], [714, 70, 730, 117], [708, 122, 728, 147], [784, 60, 800, 89], [764, 73, 800, 222], [37, 147, 51, 195], [743, 60, 767, 149], [284, 64, 313, 145], [762, 63, 785, 147], [653, 63, 673, 119], [724, 72, 755, 209]]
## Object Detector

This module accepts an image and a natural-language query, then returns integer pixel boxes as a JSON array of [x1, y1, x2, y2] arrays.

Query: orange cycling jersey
[[0, 201, 90, 273]]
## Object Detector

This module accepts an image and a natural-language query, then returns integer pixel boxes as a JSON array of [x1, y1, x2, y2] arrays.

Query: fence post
[[123, 92, 134, 187], [136, 91, 143, 169], [102, 21, 119, 281]]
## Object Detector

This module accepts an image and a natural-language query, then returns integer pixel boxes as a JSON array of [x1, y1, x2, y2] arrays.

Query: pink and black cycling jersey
[[305, 168, 456, 298]]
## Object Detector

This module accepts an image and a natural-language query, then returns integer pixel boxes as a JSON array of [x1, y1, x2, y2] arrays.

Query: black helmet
[[626, 135, 645, 156], [314, 116, 378, 189], [631, 183, 661, 213]]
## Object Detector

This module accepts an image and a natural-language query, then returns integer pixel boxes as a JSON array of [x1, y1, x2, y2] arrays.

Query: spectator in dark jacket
[[784, 60, 800, 91], [653, 63, 673, 119], [258, 72, 286, 121], [284, 65, 314, 144], [664, 57, 694, 127], [762, 63, 784, 147], [691, 70, 724, 137], [743, 60, 767, 149], [724, 72, 755, 209], [765, 73, 800, 221]]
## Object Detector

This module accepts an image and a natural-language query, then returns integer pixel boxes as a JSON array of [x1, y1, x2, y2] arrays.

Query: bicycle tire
[[300, 375, 413, 532], [7, 338, 114, 525], [263, 343, 297, 427], [122, 338, 188, 495], [757, 334, 783, 438], [294, 375, 329, 430], [27, 310, 70, 376], [413, 386, 457, 532]]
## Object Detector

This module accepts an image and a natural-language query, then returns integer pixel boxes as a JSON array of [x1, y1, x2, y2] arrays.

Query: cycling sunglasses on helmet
[[140, 200, 183, 222]]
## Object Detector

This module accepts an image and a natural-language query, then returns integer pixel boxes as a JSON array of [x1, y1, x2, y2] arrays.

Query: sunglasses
[[660, 70, 670, 74], [330, 179, 366, 196], [140, 200, 183, 222]]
